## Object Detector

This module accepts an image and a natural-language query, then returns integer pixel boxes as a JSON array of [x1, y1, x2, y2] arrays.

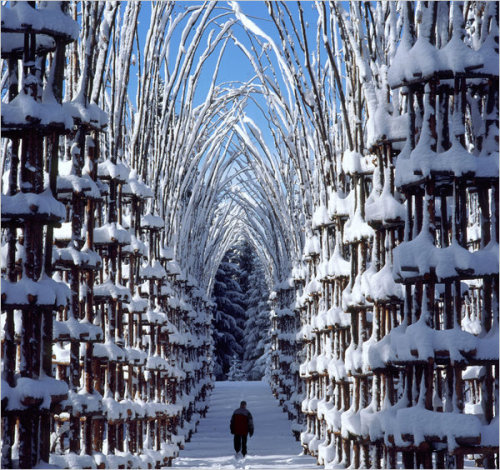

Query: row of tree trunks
[[290, 2, 498, 469], [269, 285, 304, 440], [1, 3, 213, 468]]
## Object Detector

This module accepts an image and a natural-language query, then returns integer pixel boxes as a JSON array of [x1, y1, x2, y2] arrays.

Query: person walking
[[230, 400, 254, 458]]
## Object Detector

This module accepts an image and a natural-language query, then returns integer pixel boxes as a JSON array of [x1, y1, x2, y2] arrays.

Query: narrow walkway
[[173, 381, 318, 469]]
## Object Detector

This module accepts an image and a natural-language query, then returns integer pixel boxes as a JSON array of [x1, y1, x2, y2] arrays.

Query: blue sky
[[129, 2, 269, 106], [128, 1, 320, 108], [124, 1, 325, 164], [127, 2, 271, 157]]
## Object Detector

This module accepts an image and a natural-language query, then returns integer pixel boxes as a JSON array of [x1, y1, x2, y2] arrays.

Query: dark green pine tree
[[212, 251, 246, 380], [212, 241, 271, 380], [228, 354, 246, 381], [231, 240, 271, 380], [235, 241, 253, 295], [243, 260, 270, 380]]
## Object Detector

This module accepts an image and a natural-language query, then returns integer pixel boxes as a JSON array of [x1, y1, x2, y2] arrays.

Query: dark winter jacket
[[230, 407, 254, 436]]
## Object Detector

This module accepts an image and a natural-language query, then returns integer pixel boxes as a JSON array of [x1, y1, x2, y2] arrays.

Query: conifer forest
[[0, 1, 498, 468]]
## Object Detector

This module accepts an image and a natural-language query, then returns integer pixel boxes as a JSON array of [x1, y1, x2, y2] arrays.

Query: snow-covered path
[[173, 381, 318, 469]]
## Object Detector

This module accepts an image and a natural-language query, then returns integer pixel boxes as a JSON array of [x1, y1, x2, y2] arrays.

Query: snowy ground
[[173, 381, 318, 469]]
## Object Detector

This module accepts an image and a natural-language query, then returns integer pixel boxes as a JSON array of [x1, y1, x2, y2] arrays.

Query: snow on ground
[[173, 380, 318, 469]]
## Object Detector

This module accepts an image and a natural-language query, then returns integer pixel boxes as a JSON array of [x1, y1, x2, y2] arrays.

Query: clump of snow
[[2, 276, 70, 307], [343, 209, 374, 243], [140, 260, 167, 280], [367, 316, 479, 369], [366, 261, 403, 302], [93, 278, 130, 301], [365, 167, 405, 225], [97, 160, 129, 182], [303, 234, 321, 258], [167, 260, 181, 276], [394, 231, 499, 281], [2, 189, 66, 222], [2, 374, 68, 411], [328, 189, 354, 219], [1, 2, 79, 40], [312, 204, 331, 229], [141, 212, 164, 230], [94, 222, 131, 246]]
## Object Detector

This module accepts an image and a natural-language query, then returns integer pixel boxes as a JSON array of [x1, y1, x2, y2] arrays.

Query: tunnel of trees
[[0, 1, 498, 469]]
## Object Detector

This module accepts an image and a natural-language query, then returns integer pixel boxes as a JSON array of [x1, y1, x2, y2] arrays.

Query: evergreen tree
[[212, 252, 246, 380], [235, 241, 253, 294], [212, 241, 271, 381], [228, 355, 246, 381], [243, 263, 271, 380]]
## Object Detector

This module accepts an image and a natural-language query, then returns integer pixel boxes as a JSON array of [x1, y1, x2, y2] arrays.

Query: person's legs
[[241, 434, 248, 456], [234, 434, 241, 454]]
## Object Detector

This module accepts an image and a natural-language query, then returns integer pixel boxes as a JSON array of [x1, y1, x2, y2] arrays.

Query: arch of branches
[[1, 1, 498, 469]]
